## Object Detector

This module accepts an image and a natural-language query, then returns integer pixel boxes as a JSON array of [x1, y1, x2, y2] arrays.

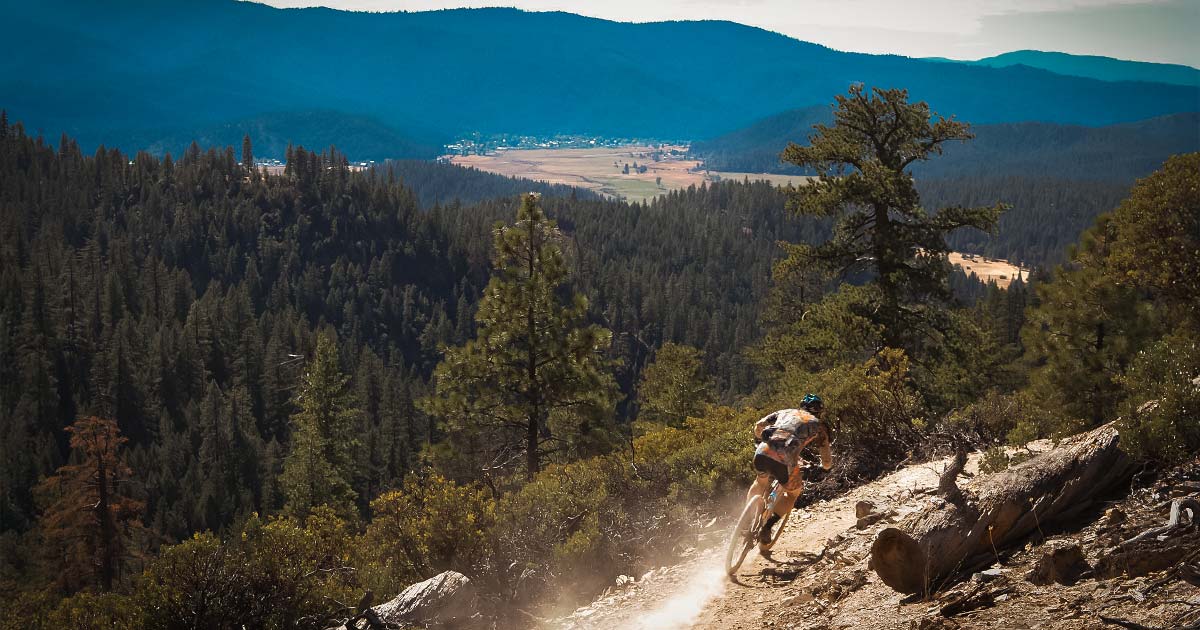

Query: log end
[[871, 527, 927, 595]]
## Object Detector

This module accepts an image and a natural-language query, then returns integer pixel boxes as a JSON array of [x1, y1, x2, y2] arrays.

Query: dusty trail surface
[[550, 452, 990, 630], [549, 445, 1199, 630]]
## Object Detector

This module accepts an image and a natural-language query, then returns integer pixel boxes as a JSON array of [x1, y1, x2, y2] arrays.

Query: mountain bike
[[724, 476, 791, 576]]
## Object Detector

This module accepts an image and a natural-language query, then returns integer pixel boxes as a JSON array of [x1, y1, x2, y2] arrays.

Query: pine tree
[[780, 85, 1004, 351], [241, 134, 254, 171], [636, 343, 713, 427], [1106, 153, 1199, 330], [425, 194, 618, 481], [280, 333, 360, 518], [1023, 217, 1155, 429], [35, 416, 144, 592]]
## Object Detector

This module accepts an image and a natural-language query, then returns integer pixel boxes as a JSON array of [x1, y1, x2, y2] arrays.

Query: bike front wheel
[[725, 495, 764, 576]]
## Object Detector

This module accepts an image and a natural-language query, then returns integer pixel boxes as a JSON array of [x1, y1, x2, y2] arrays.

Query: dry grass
[[447, 145, 810, 203], [948, 252, 1031, 288]]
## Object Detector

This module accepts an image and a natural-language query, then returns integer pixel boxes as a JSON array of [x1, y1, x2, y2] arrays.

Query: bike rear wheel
[[725, 495, 764, 576]]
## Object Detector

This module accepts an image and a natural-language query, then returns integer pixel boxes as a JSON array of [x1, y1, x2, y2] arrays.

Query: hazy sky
[[254, 0, 1199, 66]]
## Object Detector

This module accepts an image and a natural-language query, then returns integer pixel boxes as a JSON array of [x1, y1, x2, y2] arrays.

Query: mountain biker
[[749, 394, 833, 544]]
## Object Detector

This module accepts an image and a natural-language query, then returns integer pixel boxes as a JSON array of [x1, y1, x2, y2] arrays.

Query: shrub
[[360, 473, 494, 594], [485, 455, 650, 603], [978, 447, 1011, 474], [139, 510, 358, 630], [1118, 333, 1200, 465], [633, 405, 757, 504], [46, 591, 142, 630]]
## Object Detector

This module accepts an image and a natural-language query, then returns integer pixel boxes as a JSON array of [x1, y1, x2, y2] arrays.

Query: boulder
[[1026, 543, 1089, 585], [372, 571, 479, 628]]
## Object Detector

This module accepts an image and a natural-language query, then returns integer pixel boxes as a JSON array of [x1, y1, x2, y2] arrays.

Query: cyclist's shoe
[[758, 513, 781, 544]]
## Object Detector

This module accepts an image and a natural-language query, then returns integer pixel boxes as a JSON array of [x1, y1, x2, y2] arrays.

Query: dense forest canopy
[[0, 116, 828, 536], [692, 110, 1199, 266]]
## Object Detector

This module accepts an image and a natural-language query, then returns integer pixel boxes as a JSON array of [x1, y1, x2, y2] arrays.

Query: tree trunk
[[869, 423, 1134, 595], [97, 453, 114, 592]]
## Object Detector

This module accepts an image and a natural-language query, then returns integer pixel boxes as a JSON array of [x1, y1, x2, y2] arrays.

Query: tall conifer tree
[[280, 333, 360, 518], [426, 194, 617, 481], [35, 416, 144, 592]]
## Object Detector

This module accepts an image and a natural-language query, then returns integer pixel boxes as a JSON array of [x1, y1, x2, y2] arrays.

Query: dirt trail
[[550, 451, 993, 630], [550, 443, 1200, 630]]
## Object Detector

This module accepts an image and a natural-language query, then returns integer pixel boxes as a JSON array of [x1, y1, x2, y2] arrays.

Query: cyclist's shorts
[[754, 447, 803, 492]]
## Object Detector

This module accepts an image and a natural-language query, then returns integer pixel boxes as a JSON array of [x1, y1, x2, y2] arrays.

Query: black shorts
[[754, 452, 791, 487]]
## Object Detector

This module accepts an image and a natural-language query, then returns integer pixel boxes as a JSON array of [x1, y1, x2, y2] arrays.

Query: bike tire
[[725, 495, 764, 576], [758, 507, 790, 552]]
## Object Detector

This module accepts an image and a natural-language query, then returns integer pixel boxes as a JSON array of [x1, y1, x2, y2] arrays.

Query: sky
[[254, 0, 1199, 67]]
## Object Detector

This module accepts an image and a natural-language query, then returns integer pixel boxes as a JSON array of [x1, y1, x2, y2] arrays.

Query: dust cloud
[[630, 556, 727, 630]]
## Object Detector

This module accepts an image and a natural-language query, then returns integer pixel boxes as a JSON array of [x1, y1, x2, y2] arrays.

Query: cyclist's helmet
[[800, 393, 824, 414]]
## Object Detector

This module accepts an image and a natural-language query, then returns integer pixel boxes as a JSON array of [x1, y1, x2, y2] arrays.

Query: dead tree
[[870, 423, 1134, 594]]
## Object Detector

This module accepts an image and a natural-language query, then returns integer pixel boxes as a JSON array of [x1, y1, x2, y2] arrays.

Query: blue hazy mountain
[[691, 110, 1200, 182], [4, 0, 1199, 158], [123, 111, 441, 161], [950, 50, 1200, 87]]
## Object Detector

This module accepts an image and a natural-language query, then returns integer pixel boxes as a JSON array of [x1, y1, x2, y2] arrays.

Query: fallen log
[[870, 423, 1135, 594]]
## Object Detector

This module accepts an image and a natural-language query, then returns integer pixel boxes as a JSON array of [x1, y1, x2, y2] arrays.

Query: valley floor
[[445, 146, 808, 203]]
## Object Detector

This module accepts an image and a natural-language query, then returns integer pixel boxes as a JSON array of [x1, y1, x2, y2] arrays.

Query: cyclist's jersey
[[754, 409, 830, 469]]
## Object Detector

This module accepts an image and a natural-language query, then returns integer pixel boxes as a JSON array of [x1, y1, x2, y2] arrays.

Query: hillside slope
[[553, 447, 1199, 630], [3, 1, 1199, 155], [692, 111, 1200, 183]]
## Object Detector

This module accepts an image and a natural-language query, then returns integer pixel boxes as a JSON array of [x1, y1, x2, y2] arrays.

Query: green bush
[[139, 510, 358, 630], [360, 473, 494, 594], [489, 454, 667, 602], [47, 591, 142, 630], [1118, 333, 1200, 465], [978, 447, 1011, 474], [773, 348, 924, 452], [633, 405, 757, 504]]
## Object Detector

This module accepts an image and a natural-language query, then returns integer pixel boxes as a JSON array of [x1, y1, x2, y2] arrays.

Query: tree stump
[[869, 423, 1134, 594]]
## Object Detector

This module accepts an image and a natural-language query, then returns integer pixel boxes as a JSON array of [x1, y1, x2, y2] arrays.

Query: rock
[[856, 512, 885, 530], [614, 574, 635, 588], [784, 589, 815, 605], [372, 571, 479, 628], [856, 501, 876, 519], [973, 568, 1003, 583], [1026, 544, 1090, 586], [1103, 507, 1126, 526]]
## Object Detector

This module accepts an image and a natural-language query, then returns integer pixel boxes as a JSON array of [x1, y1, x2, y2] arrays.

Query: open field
[[446, 145, 809, 203], [949, 251, 1030, 287]]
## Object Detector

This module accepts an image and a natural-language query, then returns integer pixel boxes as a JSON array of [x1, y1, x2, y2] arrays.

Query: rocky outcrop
[[371, 571, 480, 628]]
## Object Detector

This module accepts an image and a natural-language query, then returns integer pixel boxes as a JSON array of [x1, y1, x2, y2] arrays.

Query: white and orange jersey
[[754, 408, 833, 470]]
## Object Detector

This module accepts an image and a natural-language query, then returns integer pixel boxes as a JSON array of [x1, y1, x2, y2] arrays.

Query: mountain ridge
[[691, 110, 1200, 182], [3, 0, 1198, 158], [936, 49, 1200, 87]]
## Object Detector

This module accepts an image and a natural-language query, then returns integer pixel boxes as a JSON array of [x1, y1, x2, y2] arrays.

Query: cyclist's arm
[[817, 424, 833, 470]]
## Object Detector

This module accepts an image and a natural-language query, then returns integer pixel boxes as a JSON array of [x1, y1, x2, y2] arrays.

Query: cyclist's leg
[[753, 451, 789, 497], [746, 470, 770, 503], [772, 462, 804, 518]]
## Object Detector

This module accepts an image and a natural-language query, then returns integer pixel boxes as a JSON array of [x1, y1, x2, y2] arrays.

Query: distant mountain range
[[928, 50, 1200, 87], [4, 1, 1198, 159], [118, 110, 440, 161], [691, 111, 1200, 183]]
